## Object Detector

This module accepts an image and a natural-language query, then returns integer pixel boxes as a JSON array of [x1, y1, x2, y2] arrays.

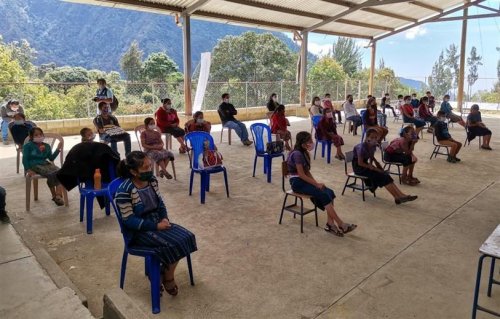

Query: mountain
[[0, 0, 299, 74], [398, 77, 427, 91]]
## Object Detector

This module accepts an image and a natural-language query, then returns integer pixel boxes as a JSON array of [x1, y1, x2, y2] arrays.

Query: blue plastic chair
[[250, 123, 285, 183], [108, 178, 195, 315], [185, 132, 229, 204], [360, 110, 367, 142], [78, 161, 117, 234], [311, 115, 332, 164]]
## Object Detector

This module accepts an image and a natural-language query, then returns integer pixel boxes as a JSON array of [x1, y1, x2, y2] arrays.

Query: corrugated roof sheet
[[62, 0, 480, 40]]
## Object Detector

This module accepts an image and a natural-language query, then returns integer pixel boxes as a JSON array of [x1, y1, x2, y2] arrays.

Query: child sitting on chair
[[435, 111, 462, 163], [466, 104, 492, 150], [384, 126, 420, 186], [270, 104, 292, 151], [353, 129, 418, 204], [316, 107, 345, 160]]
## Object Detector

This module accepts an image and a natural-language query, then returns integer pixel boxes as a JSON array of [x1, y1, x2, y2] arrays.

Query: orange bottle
[[94, 169, 102, 190]]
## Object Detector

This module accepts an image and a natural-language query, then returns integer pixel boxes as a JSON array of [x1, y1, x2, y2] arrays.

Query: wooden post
[[368, 42, 376, 96], [182, 14, 192, 116], [299, 31, 308, 107], [457, 4, 468, 113]]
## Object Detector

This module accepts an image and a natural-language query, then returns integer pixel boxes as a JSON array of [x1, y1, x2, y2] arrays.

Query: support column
[[368, 42, 376, 96], [457, 4, 468, 113], [182, 14, 192, 115], [299, 31, 308, 107]]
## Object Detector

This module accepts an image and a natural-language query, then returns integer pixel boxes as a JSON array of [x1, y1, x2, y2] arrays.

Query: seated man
[[401, 95, 426, 137], [435, 111, 462, 163], [217, 93, 253, 146], [342, 94, 362, 135], [439, 94, 465, 127], [185, 111, 212, 133], [410, 93, 420, 109], [93, 102, 131, 157], [322, 93, 341, 123], [381, 93, 397, 117], [426, 91, 436, 112], [8, 113, 36, 145], [418, 96, 438, 130]]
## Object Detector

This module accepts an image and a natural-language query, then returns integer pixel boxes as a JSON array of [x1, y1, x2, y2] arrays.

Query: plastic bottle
[[94, 169, 102, 190]]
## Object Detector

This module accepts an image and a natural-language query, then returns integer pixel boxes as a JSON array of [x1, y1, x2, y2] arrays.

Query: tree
[[142, 52, 180, 82], [329, 37, 362, 76], [308, 56, 347, 82], [210, 32, 295, 82], [8, 39, 37, 75], [43, 66, 89, 83], [378, 58, 385, 70], [0, 37, 27, 98], [445, 44, 460, 89], [120, 41, 143, 82], [429, 51, 452, 98], [496, 47, 500, 82], [466, 46, 482, 98]]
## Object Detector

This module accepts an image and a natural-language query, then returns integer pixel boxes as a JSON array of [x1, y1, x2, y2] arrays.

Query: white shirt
[[343, 101, 358, 118]]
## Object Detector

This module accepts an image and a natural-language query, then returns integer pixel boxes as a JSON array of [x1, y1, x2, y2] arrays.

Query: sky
[[287, 1, 500, 92]]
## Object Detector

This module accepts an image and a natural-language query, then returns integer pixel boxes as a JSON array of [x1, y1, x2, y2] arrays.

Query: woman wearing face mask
[[185, 111, 211, 133], [362, 98, 388, 143], [384, 126, 420, 186], [267, 93, 283, 113], [287, 131, 357, 237], [154, 98, 189, 153], [316, 107, 345, 160], [270, 104, 292, 151], [115, 151, 197, 295], [353, 129, 417, 204], [22, 127, 66, 206], [400, 95, 426, 137], [439, 94, 465, 127], [309, 96, 323, 116], [140, 118, 175, 179]]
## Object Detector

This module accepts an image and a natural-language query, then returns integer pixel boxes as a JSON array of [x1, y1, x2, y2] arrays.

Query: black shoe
[[0, 211, 11, 224]]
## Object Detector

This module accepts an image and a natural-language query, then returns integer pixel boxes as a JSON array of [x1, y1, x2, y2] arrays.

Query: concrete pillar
[[182, 14, 192, 115], [299, 31, 308, 107], [457, 4, 468, 113], [368, 42, 376, 96]]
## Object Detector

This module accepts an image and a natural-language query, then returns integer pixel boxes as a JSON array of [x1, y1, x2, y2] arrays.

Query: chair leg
[[186, 254, 195, 286], [314, 141, 318, 160], [361, 179, 366, 201], [263, 156, 267, 174], [33, 179, 39, 201], [119, 250, 128, 289], [79, 195, 85, 222], [220, 127, 224, 144], [397, 165, 402, 184], [16, 151, 20, 174], [279, 194, 288, 225], [326, 143, 331, 164], [149, 255, 161, 314], [145, 256, 150, 277], [189, 170, 194, 196], [26, 177, 31, 212], [86, 194, 94, 234], [314, 205, 318, 227], [205, 173, 211, 192], [172, 161, 177, 180], [228, 129, 232, 145], [472, 254, 487, 319], [299, 198, 304, 233], [252, 155, 258, 177], [223, 169, 230, 198], [267, 156, 272, 183], [200, 173, 206, 204], [342, 177, 349, 195], [105, 196, 111, 216], [487, 257, 496, 297]]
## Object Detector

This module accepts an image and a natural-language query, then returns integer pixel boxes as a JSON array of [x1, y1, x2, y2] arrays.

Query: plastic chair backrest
[[24, 133, 65, 166], [9, 125, 30, 145], [344, 150, 354, 175], [134, 125, 146, 152], [250, 123, 271, 154], [185, 132, 215, 169], [360, 110, 367, 125], [311, 115, 322, 128], [108, 177, 128, 240], [380, 141, 389, 152]]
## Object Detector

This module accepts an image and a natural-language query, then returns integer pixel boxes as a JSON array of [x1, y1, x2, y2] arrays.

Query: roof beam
[[319, 0, 417, 22], [182, 0, 212, 15], [373, 0, 486, 42], [409, 1, 443, 13], [430, 12, 500, 22], [337, 18, 394, 31], [473, 3, 500, 13]]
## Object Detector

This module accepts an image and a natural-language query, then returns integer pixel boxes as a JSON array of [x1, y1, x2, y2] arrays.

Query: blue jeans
[[223, 120, 249, 142], [101, 133, 131, 156], [1, 119, 9, 140]]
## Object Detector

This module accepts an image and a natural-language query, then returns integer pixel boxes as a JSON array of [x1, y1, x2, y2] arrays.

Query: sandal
[[402, 177, 418, 186], [410, 177, 421, 184], [164, 171, 173, 180], [179, 147, 186, 154], [159, 170, 165, 178], [52, 196, 64, 206], [324, 223, 344, 237], [340, 223, 357, 234], [395, 195, 418, 205], [162, 279, 178, 296]]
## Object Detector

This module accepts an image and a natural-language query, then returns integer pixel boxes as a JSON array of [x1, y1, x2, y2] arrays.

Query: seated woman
[[435, 111, 462, 163], [22, 127, 66, 206], [309, 96, 323, 116], [316, 107, 345, 160], [384, 126, 420, 186], [400, 95, 426, 137], [270, 104, 292, 151], [363, 99, 388, 143], [141, 117, 175, 179], [266, 93, 283, 112], [466, 104, 492, 150], [287, 131, 357, 237], [367, 97, 387, 127], [353, 129, 418, 204], [154, 98, 189, 153], [93, 102, 132, 156], [185, 111, 211, 133], [439, 94, 465, 127], [80, 127, 96, 143], [115, 151, 197, 295], [417, 96, 438, 129]]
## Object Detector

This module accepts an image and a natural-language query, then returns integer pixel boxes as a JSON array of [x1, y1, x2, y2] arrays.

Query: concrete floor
[[1, 115, 499, 318]]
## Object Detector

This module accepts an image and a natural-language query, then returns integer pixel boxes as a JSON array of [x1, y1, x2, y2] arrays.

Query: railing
[[1, 79, 498, 121]]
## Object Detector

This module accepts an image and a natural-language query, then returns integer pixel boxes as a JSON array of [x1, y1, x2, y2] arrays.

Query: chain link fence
[[1, 79, 498, 121]]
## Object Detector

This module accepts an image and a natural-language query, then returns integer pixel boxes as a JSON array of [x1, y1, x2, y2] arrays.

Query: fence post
[[245, 82, 248, 108], [344, 80, 348, 101], [358, 80, 361, 102], [280, 81, 283, 104]]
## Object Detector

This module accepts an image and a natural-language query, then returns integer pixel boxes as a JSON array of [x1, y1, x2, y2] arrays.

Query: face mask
[[439, 117, 446, 121], [33, 136, 44, 143], [148, 124, 156, 130], [164, 104, 172, 110], [11, 106, 19, 112], [405, 100, 411, 104], [399, 99, 403, 102], [326, 113, 333, 119], [411, 133, 418, 140], [348, 99, 353, 103], [14, 120, 24, 125], [444, 99, 449, 102], [196, 118, 204, 124], [272, 97, 277, 102], [314, 101, 320, 106], [325, 97, 330, 101], [138, 171, 154, 181], [223, 99, 229, 103]]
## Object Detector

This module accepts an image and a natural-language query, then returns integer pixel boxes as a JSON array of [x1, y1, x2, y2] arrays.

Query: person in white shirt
[[342, 95, 362, 135]]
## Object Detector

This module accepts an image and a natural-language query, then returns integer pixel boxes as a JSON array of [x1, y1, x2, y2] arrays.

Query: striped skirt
[[130, 224, 197, 265]]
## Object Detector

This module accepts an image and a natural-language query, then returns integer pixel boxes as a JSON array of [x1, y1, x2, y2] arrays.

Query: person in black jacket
[[266, 93, 283, 112], [217, 93, 253, 146], [435, 111, 462, 163]]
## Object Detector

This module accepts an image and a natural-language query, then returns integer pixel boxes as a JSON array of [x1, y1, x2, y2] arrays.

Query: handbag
[[266, 141, 284, 154]]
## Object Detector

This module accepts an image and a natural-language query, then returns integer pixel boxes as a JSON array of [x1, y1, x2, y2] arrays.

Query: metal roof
[[63, 0, 492, 41]]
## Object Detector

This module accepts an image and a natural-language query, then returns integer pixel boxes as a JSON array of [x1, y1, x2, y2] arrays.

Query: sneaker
[[0, 211, 11, 224], [447, 156, 457, 163], [52, 196, 64, 206], [243, 140, 253, 146], [454, 157, 461, 162]]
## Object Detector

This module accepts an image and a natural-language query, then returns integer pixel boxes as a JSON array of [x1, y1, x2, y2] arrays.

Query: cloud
[[405, 26, 427, 39], [308, 42, 332, 57], [356, 40, 370, 48]]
